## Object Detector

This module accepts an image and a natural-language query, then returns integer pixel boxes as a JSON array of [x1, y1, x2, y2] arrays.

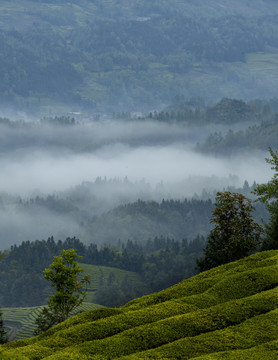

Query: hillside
[[2, 1, 278, 113], [2, 302, 102, 342], [1, 250, 278, 359], [1, 262, 145, 341]]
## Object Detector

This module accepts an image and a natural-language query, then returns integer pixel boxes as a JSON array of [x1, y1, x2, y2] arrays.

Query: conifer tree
[[0, 253, 7, 343], [254, 147, 278, 250], [197, 192, 263, 271]]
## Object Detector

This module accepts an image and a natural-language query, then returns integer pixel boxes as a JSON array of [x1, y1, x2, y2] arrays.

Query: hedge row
[[117, 309, 278, 359], [124, 251, 278, 310]]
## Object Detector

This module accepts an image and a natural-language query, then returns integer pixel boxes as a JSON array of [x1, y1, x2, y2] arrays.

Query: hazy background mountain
[[1, 0, 278, 114]]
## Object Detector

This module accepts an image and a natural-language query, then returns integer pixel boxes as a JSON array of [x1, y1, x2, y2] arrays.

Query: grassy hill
[[1, 250, 277, 359]]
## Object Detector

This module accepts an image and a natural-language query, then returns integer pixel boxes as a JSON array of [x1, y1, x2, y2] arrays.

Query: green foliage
[[44, 249, 90, 319], [0, 253, 7, 344], [85, 198, 213, 246], [0, 350, 27, 360], [34, 249, 90, 335], [197, 192, 263, 271], [254, 147, 278, 250], [0, 309, 7, 344], [192, 340, 278, 360], [0, 234, 206, 308], [1, 250, 277, 359], [118, 309, 278, 359]]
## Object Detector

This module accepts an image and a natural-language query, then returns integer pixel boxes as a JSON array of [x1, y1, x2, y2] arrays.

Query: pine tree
[[0, 252, 7, 343], [254, 147, 278, 250], [197, 191, 263, 271]]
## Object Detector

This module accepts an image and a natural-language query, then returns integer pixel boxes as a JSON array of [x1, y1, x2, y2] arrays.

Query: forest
[[0, 235, 205, 308], [1, 0, 278, 113]]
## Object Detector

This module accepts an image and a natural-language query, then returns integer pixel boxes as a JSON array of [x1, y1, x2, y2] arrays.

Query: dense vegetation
[[145, 97, 263, 125], [1, 250, 277, 359], [198, 118, 278, 154], [2, 1, 278, 112], [0, 184, 215, 249], [0, 235, 205, 308]]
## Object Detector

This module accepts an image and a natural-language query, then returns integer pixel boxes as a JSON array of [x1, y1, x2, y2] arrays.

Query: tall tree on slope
[[197, 191, 263, 271]]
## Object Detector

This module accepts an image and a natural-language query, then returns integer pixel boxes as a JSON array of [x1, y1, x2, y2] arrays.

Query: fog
[[0, 118, 272, 249], [0, 144, 271, 195]]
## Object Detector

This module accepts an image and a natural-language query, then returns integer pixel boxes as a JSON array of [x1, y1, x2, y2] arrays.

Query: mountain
[[1, 249, 278, 359], [2, 1, 278, 114]]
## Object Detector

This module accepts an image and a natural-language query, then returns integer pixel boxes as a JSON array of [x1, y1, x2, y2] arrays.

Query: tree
[[197, 191, 263, 272], [253, 147, 278, 250], [0, 253, 7, 343], [0, 311, 7, 344], [34, 249, 90, 335]]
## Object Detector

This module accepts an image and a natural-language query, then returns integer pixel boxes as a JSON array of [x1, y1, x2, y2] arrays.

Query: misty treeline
[[0, 179, 267, 250], [0, 189, 214, 252], [197, 119, 278, 154], [2, 0, 278, 111], [0, 182, 268, 307], [0, 235, 205, 307], [1, 96, 278, 154], [146, 97, 278, 125]]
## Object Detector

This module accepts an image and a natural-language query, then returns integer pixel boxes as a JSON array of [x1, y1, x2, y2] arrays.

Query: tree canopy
[[0, 252, 7, 344], [254, 148, 278, 250], [34, 249, 90, 334], [197, 192, 263, 271]]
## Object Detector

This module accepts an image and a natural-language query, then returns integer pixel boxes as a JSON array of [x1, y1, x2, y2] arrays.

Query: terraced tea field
[[2, 303, 102, 341]]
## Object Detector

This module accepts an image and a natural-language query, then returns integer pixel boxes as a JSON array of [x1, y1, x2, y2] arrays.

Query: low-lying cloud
[[0, 119, 272, 195], [0, 118, 272, 249], [0, 142, 271, 196]]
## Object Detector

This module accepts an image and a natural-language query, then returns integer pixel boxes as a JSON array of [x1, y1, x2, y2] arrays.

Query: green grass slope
[[1, 250, 278, 359]]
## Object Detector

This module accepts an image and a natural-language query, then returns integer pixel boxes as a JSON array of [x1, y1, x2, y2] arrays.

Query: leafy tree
[[254, 148, 278, 250], [197, 192, 263, 271], [34, 249, 90, 335]]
